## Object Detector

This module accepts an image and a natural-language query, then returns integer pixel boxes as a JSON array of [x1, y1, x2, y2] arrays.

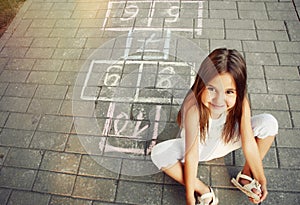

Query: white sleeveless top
[[180, 112, 227, 141], [179, 112, 236, 161]]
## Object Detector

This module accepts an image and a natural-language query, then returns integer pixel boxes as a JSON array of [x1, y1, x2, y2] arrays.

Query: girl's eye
[[207, 87, 216, 92], [226, 90, 236, 95]]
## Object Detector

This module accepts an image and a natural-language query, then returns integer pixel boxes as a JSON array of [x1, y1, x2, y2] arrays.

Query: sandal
[[195, 187, 219, 205], [231, 171, 262, 201]]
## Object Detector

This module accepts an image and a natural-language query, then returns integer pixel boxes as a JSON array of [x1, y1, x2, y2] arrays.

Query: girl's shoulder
[[185, 105, 200, 121]]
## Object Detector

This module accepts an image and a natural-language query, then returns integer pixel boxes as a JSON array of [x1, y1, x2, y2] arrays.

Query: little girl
[[151, 48, 278, 205]]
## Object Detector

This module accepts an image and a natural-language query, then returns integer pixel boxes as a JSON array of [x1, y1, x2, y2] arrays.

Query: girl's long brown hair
[[177, 48, 247, 143]]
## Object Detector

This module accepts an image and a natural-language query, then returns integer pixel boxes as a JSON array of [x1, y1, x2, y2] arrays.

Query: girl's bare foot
[[240, 171, 261, 195]]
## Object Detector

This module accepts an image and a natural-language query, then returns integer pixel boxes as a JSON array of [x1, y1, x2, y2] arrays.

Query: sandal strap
[[198, 187, 218, 205], [200, 192, 213, 200], [235, 171, 262, 192], [236, 171, 254, 182], [244, 179, 262, 192]]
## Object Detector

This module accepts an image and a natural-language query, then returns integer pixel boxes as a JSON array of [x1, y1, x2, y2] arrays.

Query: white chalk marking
[[163, 29, 171, 60], [156, 66, 176, 89], [102, 2, 112, 29], [102, 102, 115, 136], [114, 112, 130, 136], [121, 4, 139, 21], [123, 30, 133, 59], [152, 105, 161, 140], [147, 1, 155, 27], [197, 1, 204, 35], [165, 6, 179, 23], [132, 111, 149, 138], [81, 60, 97, 101], [133, 62, 143, 101]]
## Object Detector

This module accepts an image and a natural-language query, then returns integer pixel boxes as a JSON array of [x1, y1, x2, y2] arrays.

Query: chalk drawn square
[[102, 0, 203, 35]]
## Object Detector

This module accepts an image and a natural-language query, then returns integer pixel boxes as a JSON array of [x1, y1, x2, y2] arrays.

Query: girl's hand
[[260, 183, 268, 202], [248, 183, 268, 204]]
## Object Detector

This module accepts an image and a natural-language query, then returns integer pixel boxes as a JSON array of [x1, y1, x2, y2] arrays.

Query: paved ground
[[0, 0, 299, 204]]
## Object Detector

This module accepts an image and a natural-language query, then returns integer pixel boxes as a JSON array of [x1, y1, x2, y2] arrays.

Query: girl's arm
[[184, 106, 200, 204], [240, 97, 266, 185]]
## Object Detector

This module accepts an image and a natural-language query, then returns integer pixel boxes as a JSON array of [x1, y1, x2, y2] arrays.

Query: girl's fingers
[[248, 197, 261, 204], [260, 185, 268, 202]]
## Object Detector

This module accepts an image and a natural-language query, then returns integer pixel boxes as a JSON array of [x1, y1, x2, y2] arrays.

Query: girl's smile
[[210, 103, 226, 109], [201, 72, 237, 119]]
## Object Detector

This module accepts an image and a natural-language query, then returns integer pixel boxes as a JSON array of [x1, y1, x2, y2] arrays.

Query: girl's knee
[[263, 113, 278, 131], [150, 142, 173, 169], [252, 114, 278, 139], [150, 143, 162, 167], [151, 139, 184, 170]]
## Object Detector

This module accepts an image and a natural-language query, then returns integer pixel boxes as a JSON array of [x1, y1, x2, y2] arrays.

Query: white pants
[[151, 114, 278, 170]]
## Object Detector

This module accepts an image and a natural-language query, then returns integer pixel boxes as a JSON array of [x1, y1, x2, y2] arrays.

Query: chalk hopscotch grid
[[74, 0, 205, 158], [102, 0, 204, 34]]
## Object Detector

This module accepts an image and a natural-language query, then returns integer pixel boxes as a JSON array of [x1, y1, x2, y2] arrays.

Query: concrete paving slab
[[7, 190, 50, 205], [33, 170, 76, 195], [29, 131, 68, 151]]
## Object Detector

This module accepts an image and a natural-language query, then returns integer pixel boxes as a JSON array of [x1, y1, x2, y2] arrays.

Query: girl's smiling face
[[201, 72, 237, 119]]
